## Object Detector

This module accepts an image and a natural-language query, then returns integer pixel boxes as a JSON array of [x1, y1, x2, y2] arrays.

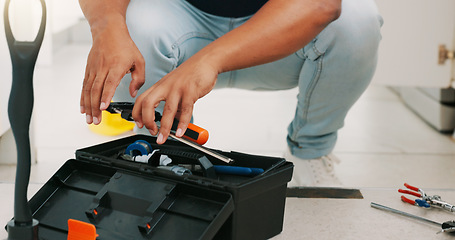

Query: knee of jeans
[[126, 0, 178, 51], [305, 2, 383, 62]]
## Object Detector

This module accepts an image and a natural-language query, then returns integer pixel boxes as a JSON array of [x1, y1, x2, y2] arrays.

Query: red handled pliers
[[398, 183, 431, 208]]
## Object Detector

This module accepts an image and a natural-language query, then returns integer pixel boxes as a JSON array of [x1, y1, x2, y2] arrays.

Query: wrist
[[192, 44, 228, 75], [89, 14, 128, 39]]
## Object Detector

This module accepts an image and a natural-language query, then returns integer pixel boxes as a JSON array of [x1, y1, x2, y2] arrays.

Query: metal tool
[[399, 183, 455, 212], [371, 202, 455, 234], [169, 133, 234, 164], [157, 165, 192, 176], [106, 102, 233, 164]]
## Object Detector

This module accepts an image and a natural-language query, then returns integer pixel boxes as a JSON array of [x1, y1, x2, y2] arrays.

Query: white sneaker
[[285, 149, 342, 187]]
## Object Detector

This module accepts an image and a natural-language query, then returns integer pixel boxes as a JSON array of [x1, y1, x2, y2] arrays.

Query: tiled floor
[[1, 43, 454, 239]]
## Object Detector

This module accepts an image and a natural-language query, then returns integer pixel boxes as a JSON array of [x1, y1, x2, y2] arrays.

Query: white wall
[[1, 0, 84, 136], [373, 0, 455, 87], [0, 0, 13, 136], [50, 0, 84, 33]]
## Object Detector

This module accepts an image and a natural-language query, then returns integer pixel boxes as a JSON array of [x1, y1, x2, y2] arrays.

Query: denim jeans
[[114, 0, 383, 159]]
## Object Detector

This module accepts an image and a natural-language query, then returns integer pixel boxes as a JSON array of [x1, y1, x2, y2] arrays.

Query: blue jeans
[[114, 0, 383, 159]]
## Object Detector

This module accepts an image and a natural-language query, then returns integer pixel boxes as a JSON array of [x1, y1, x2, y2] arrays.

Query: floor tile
[[335, 153, 455, 189]]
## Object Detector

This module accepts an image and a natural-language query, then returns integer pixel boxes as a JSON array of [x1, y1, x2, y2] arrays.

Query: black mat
[[286, 187, 363, 199]]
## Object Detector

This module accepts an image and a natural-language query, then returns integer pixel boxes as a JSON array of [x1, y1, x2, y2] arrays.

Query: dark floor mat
[[286, 187, 363, 199]]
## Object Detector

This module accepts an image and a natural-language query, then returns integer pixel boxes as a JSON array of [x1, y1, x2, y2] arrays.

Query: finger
[[80, 67, 90, 114], [175, 98, 194, 137], [143, 97, 160, 136], [99, 67, 127, 111], [129, 58, 145, 98], [82, 70, 96, 124], [132, 90, 146, 129], [90, 75, 106, 125], [157, 96, 179, 144], [80, 88, 86, 114]]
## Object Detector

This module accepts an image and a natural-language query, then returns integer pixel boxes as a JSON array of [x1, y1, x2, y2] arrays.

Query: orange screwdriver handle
[[182, 122, 209, 145], [105, 103, 209, 144]]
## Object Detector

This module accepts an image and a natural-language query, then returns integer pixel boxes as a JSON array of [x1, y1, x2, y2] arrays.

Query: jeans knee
[[306, 0, 383, 62], [126, 0, 182, 51]]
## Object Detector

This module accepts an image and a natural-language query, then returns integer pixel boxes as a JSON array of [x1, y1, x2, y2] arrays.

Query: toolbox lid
[[28, 158, 235, 240]]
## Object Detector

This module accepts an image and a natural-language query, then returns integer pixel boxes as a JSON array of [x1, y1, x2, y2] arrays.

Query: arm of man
[[131, 0, 342, 144], [79, 0, 145, 125]]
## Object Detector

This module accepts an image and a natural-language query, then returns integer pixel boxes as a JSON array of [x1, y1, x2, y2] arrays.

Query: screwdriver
[[169, 133, 234, 164], [106, 102, 209, 145], [106, 102, 234, 164], [371, 202, 455, 234]]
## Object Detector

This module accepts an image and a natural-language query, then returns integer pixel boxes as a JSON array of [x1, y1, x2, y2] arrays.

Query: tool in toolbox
[[106, 102, 235, 164], [125, 139, 153, 156], [371, 202, 455, 234], [168, 133, 234, 164], [213, 165, 264, 176], [399, 183, 455, 212], [121, 145, 261, 178]]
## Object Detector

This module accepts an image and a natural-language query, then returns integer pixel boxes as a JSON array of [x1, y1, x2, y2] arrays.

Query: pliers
[[399, 183, 455, 212], [398, 183, 430, 208]]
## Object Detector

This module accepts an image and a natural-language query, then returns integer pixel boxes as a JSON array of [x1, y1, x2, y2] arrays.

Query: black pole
[[4, 0, 46, 239]]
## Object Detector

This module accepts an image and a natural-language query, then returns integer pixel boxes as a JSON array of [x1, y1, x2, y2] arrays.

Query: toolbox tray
[[27, 135, 293, 240]]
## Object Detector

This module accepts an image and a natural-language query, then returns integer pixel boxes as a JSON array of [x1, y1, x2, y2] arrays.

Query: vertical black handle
[[7, 61, 36, 224], [4, 0, 46, 238]]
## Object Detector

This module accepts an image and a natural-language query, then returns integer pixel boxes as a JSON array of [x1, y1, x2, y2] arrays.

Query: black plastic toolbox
[[26, 135, 293, 239]]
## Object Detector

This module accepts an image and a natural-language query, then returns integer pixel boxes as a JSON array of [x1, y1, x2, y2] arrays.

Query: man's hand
[[132, 56, 218, 144], [79, 0, 144, 125], [80, 24, 145, 125]]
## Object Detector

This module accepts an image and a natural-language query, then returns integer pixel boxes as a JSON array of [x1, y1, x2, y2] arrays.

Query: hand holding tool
[[399, 183, 455, 212], [106, 102, 209, 145], [371, 202, 455, 234]]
